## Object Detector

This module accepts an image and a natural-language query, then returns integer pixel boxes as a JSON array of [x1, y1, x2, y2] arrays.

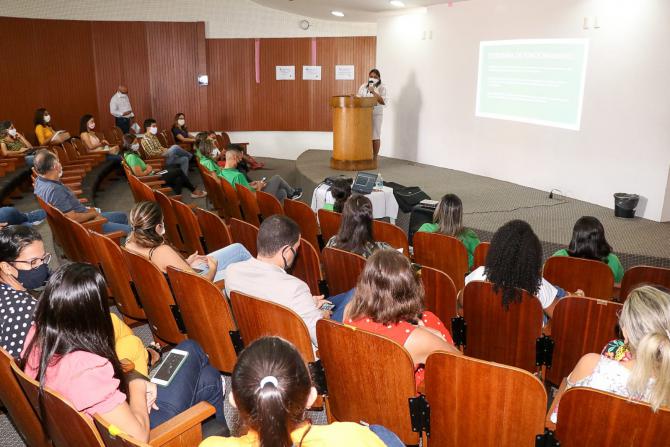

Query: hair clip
[[260, 375, 279, 388]]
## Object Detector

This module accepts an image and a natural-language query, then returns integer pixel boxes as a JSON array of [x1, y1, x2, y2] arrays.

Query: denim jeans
[[200, 243, 252, 282], [369, 425, 405, 447], [150, 340, 226, 428], [329, 288, 355, 322], [165, 145, 192, 176], [0, 207, 46, 225], [101, 211, 131, 235]]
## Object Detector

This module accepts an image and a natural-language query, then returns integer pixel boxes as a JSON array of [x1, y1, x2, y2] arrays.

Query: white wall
[[228, 131, 332, 160], [377, 0, 670, 221]]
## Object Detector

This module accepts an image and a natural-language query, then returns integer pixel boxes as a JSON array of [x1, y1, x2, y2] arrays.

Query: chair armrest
[[106, 231, 126, 245], [81, 216, 108, 232], [149, 401, 215, 446], [157, 187, 173, 195]]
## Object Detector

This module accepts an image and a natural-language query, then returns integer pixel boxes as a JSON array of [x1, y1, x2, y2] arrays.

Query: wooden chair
[[620, 265, 670, 300], [121, 247, 187, 346], [167, 267, 239, 373], [291, 238, 322, 295], [216, 132, 248, 154], [220, 178, 243, 220], [236, 184, 261, 227], [317, 209, 341, 244], [462, 281, 544, 372], [171, 197, 206, 255], [372, 220, 409, 256], [321, 247, 366, 296], [424, 352, 547, 447], [229, 218, 258, 257], [197, 165, 228, 220], [546, 296, 622, 386], [104, 127, 124, 146], [10, 360, 214, 447], [473, 241, 490, 270], [284, 198, 320, 255], [0, 348, 51, 447], [420, 265, 458, 325], [256, 189, 283, 220], [126, 171, 158, 203], [90, 231, 146, 325], [155, 190, 187, 254], [555, 387, 670, 447], [315, 319, 420, 445], [414, 232, 469, 291], [543, 256, 615, 300], [196, 208, 233, 253]]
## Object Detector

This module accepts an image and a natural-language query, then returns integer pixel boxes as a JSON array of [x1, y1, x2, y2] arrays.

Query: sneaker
[[27, 219, 45, 226], [190, 189, 208, 199], [290, 188, 303, 200]]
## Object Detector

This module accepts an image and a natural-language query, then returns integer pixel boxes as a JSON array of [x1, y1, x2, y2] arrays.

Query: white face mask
[[368, 77, 377, 84], [177, 119, 185, 126], [7, 128, 17, 137], [130, 143, 140, 151], [44, 115, 51, 123], [211, 148, 221, 159], [149, 127, 158, 135], [88, 122, 95, 130]]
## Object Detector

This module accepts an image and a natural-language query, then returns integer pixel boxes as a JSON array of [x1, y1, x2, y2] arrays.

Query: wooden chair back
[[220, 178, 243, 220], [104, 127, 123, 146], [546, 296, 622, 385], [413, 232, 469, 291], [425, 352, 547, 447], [198, 167, 228, 219], [126, 171, 156, 203], [321, 247, 366, 296], [90, 231, 146, 323], [11, 361, 104, 447], [93, 417, 150, 447], [420, 265, 458, 324], [64, 216, 99, 265], [543, 256, 614, 300], [157, 130, 169, 147], [291, 238, 322, 295], [167, 267, 238, 373], [620, 265, 670, 300], [372, 220, 409, 256], [196, 208, 233, 253], [154, 190, 187, 253], [229, 218, 258, 257], [462, 281, 544, 372], [121, 247, 187, 345], [315, 319, 419, 445], [35, 195, 77, 260], [0, 349, 50, 447], [256, 189, 284, 220], [284, 199, 320, 255], [170, 197, 206, 255], [473, 241, 490, 269], [236, 184, 261, 226], [555, 387, 670, 447], [317, 209, 341, 244]]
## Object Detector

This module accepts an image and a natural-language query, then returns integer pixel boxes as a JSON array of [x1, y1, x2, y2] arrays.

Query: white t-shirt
[[464, 266, 558, 309], [357, 83, 388, 115]]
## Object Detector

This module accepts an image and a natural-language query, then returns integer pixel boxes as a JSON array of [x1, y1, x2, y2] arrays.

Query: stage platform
[[294, 149, 670, 270]]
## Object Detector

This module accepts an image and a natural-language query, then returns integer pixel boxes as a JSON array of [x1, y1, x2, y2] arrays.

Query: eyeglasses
[[12, 253, 52, 269]]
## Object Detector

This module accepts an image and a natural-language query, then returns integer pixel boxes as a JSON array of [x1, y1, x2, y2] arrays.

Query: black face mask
[[16, 263, 50, 290], [281, 246, 297, 271]]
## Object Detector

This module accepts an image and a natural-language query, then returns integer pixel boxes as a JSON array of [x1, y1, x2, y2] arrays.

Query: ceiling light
[[331, 10, 344, 17], [390, 0, 405, 7]]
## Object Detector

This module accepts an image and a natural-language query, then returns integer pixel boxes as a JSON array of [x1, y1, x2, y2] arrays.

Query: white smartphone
[[155, 169, 168, 175], [149, 348, 189, 387]]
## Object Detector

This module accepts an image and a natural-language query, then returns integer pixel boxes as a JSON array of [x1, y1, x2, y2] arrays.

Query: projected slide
[[476, 39, 589, 130]]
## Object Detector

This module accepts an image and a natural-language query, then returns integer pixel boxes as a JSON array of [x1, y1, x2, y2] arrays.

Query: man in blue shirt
[[33, 150, 131, 235]]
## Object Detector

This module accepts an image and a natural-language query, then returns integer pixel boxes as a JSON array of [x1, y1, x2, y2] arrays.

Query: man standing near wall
[[109, 85, 134, 134]]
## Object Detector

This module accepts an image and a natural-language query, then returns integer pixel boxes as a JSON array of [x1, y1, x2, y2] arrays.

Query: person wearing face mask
[[122, 134, 206, 198], [141, 118, 193, 176], [79, 114, 120, 158], [225, 215, 354, 347], [171, 113, 196, 145], [33, 108, 71, 146], [356, 69, 388, 160], [110, 85, 134, 134], [124, 201, 251, 285], [0, 120, 36, 167], [33, 149, 131, 235]]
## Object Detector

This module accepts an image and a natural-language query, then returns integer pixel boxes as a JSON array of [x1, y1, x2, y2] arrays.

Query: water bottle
[[375, 173, 383, 190]]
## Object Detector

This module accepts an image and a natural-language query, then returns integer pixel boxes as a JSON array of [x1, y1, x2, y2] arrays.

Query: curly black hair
[[484, 220, 543, 308]]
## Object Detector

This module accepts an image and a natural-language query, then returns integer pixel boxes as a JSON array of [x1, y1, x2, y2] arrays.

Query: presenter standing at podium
[[357, 69, 387, 160]]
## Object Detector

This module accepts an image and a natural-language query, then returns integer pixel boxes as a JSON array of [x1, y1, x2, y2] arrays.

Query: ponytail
[[629, 331, 670, 412], [256, 381, 292, 447]]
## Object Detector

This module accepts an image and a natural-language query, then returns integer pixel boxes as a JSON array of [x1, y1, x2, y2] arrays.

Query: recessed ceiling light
[[390, 0, 405, 7], [331, 10, 344, 17]]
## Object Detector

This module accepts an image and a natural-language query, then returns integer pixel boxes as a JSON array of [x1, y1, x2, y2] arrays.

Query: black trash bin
[[613, 193, 639, 218]]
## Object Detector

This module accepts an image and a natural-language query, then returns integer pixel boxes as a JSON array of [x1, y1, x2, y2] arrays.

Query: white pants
[[372, 113, 383, 140]]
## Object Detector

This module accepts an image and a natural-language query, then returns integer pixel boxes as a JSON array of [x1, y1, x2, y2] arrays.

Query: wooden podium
[[330, 95, 378, 170]]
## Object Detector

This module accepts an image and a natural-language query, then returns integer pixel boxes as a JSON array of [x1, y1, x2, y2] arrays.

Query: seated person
[[464, 219, 566, 318], [141, 118, 192, 176], [124, 201, 251, 283], [34, 108, 70, 146], [0, 206, 45, 226], [122, 134, 206, 198], [194, 132, 249, 179], [32, 150, 131, 235], [417, 193, 479, 269], [225, 215, 354, 347], [345, 249, 461, 390], [325, 195, 392, 258], [79, 113, 120, 157], [551, 285, 670, 422], [21, 263, 227, 441], [323, 177, 351, 212], [171, 113, 196, 145], [552, 216, 624, 283], [198, 140, 301, 201], [200, 336, 401, 447], [0, 120, 36, 167]]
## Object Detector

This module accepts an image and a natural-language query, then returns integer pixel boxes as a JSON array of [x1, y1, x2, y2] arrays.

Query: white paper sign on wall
[[302, 66, 322, 80], [276, 66, 295, 80], [335, 65, 355, 80]]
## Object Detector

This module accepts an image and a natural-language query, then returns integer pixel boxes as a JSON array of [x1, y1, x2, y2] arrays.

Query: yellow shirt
[[200, 422, 385, 447], [35, 125, 54, 145]]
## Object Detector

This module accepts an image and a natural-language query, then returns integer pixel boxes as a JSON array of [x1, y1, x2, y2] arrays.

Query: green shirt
[[552, 249, 624, 283], [417, 223, 480, 269], [196, 151, 254, 191], [124, 152, 148, 172], [323, 203, 334, 211]]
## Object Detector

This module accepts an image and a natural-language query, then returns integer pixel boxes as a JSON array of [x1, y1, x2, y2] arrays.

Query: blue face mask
[[16, 263, 50, 290]]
